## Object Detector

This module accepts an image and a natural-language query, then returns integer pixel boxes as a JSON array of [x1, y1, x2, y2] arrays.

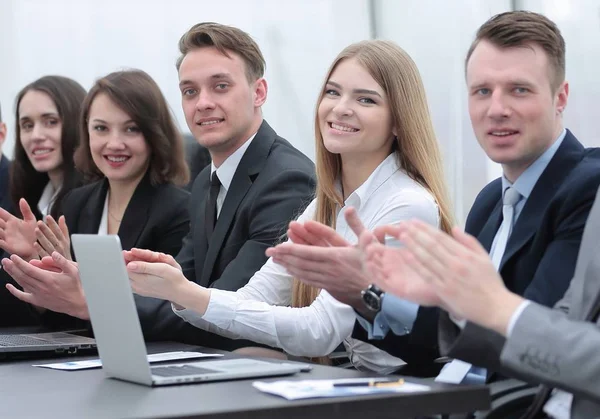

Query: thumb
[[344, 207, 366, 238], [19, 199, 36, 222], [51, 251, 75, 273], [127, 261, 163, 276]]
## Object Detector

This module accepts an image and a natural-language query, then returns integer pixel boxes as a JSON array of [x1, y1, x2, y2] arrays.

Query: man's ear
[[253, 78, 268, 108]]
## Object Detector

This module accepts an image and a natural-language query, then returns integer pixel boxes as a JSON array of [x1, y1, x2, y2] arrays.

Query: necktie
[[491, 187, 522, 269], [205, 172, 221, 239], [437, 187, 522, 386]]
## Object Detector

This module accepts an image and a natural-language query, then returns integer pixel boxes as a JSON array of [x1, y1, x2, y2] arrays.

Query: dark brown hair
[[11, 76, 86, 219], [176, 22, 265, 82], [466, 11, 566, 91], [75, 69, 189, 186]]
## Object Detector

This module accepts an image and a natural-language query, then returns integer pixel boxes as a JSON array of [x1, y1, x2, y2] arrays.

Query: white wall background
[[2, 0, 600, 223]]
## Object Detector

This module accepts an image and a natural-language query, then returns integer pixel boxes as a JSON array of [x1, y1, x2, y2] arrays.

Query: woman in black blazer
[[2, 70, 190, 336]]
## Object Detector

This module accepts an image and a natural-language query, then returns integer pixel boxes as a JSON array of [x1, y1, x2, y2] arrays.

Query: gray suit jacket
[[439, 186, 600, 418]]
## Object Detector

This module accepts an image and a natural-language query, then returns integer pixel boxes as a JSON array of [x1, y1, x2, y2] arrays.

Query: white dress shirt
[[210, 133, 256, 217], [174, 153, 441, 372], [37, 182, 60, 216]]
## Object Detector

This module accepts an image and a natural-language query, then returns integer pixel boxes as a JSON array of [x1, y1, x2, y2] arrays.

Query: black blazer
[[183, 135, 211, 192], [465, 131, 600, 307], [170, 120, 315, 349], [43, 171, 192, 339]]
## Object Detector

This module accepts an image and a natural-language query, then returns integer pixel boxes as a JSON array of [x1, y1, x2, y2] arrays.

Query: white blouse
[[37, 182, 60, 216], [174, 153, 440, 373]]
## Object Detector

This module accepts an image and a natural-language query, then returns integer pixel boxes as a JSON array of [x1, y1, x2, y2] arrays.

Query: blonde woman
[[125, 40, 453, 373]]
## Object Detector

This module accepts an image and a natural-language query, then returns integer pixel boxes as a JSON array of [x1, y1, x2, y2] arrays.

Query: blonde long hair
[[292, 40, 454, 310]]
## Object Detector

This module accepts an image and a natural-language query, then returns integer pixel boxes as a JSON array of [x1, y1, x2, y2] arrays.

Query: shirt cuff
[[355, 294, 418, 340], [171, 289, 237, 329], [506, 300, 531, 337]]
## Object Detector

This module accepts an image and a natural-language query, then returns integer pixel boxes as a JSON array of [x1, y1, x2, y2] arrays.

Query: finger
[[3, 258, 41, 291], [397, 227, 447, 284], [0, 218, 6, 230], [358, 230, 378, 254], [6, 284, 35, 304], [287, 229, 309, 245], [30, 257, 62, 273], [129, 248, 174, 265], [0, 207, 10, 222], [343, 207, 367, 238], [45, 216, 67, 244], [271, 252, 325, 278], [288, 222, 330, 247], [303, 220, 350, 247], [19, 199, 36, 222], [372, 224, 404, 243], [451, 226, 489, 256], [266, 242, 330, 263], [127, 261, 167, 276], [35, 225, 56, 253], [33, 242, 50, 259], [50, 252, 78, 276], [58, 216, 70, 240]]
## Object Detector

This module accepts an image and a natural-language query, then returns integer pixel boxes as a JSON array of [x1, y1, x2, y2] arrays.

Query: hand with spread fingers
[[266, 207, 377, 308], [34, 215, 72, 260], [368, 220, 524, 336], [0, 199, 39, 261], [2, 252, 89, 319]]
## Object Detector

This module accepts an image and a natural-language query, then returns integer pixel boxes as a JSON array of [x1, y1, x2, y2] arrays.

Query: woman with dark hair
[[2, 70, 191, 337], [0, 76, 85, 327], [0, 76, 86, 261]]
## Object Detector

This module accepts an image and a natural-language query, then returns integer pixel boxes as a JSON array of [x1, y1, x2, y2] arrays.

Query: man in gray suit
[[362, 187, 600, 418]]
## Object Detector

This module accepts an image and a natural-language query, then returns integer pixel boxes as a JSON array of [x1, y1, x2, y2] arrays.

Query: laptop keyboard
[[0, 336, 52, 347], [152, 365, 221, 377]]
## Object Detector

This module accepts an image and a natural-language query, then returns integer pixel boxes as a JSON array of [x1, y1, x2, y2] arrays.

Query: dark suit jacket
[[172, 120, 315, 348], [43, 171, 192, 340], [352, 131, 600, 376], [465, 131, 600, 307], [440, 131, 600, 376]]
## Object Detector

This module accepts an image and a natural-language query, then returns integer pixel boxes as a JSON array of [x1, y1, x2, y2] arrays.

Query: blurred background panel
[[1, 0, 598, 223]]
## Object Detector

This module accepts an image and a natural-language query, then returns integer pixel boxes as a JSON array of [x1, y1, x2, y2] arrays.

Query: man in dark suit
[[0, 103, 11, 212], [143, 23, 315, 347], [292, 11, 600, 378]]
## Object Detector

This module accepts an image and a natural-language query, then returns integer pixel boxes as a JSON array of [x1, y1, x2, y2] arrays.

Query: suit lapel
[[199, 121, 276, 287], [118, 172, 153, 251], [500, 131, 584, 270], [79, 180, 109, 234], [477, 199, 503, 252]]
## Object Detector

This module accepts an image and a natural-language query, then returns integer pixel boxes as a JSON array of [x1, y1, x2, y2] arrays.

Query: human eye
[[358, 97, 376, 104], [474, 88, 491, 96], [126, 125, 141, 134], [20, 121, 33, 131], [215, 83, 229, 91], [182, 88, 197, 97], [92, 125, 108, 132], [513, 86, 529, 94], [45, 118, 60, 127], [324, 89, 340, 97]]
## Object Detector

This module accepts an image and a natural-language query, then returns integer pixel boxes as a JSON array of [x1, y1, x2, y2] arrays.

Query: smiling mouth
[[105, 156, 130, 163], [197, 119, 225, 126], [329, 122, 359, 133], [489, 130, 519, 137], [32, 148, 53, 156]]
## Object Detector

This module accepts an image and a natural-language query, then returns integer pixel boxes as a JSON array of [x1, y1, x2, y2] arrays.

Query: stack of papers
[[253, 378, 430, 400], [33, 351, 223, 370]]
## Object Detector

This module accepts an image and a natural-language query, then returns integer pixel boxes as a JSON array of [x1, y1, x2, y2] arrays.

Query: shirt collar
[[343, 153, 400, 210], [501, 128, 566, 198], [210, 133, 257, 191]]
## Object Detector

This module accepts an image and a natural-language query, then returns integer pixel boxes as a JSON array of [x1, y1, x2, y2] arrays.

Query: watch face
[[362, 289, 382, 312]]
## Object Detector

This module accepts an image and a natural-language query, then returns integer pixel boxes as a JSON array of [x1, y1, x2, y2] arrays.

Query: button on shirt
[[173, 153, 441, 373]]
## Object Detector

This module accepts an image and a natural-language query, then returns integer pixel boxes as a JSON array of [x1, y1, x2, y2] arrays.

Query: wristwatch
[[361, 284, 384, 313]]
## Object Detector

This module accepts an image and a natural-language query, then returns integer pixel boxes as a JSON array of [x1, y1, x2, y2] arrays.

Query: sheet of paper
[[434, 359, 472, 384], [33, 351, 223, 370], [253, 378, 430, 400]]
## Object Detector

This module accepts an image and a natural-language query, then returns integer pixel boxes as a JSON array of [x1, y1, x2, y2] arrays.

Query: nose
[[332, 97, 354, 118], [106, 132, 126, 150], [486, 91, 511, 120], [31, 123, 46, 141], [195, 90, 216, 112]]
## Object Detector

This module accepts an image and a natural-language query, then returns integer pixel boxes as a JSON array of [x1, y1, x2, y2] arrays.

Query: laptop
[[0, 331, 96, 356], [71, 234, 307, 386]]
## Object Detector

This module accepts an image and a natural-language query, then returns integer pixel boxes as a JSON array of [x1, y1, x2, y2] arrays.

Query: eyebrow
[[19, 112, 59, 121], [469, 80, 536, 90], [90, 118, 136, 125], [326, 81, 382, 98], [179, 73, 233, 88]]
